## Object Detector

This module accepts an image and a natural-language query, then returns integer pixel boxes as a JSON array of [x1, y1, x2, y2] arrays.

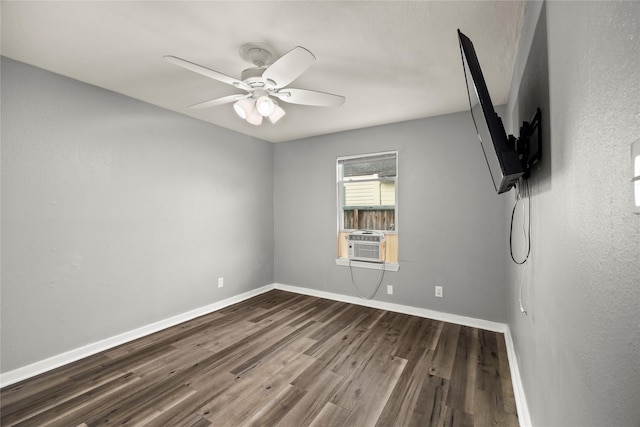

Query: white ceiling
[[1, 1, 525, 143]]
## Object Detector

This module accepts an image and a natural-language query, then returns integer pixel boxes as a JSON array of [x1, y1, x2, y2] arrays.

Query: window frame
[[336, 151, 399, 268]]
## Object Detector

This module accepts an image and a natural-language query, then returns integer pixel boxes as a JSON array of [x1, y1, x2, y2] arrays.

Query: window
[[337, 151, 398, 263]]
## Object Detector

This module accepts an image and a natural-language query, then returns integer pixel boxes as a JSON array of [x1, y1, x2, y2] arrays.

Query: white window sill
[[335, 258, 400, 271]]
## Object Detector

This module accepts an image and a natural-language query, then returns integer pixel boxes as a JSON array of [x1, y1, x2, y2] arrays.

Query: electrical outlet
[[435, 286, 443, 298], [387, 285, 393, 295], [218, 277, 224, 288]]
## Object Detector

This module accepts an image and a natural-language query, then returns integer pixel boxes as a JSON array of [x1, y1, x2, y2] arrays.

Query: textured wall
[[274, 112, 508, 322], [1, 58, 274, 373], [506, 2, 640, 425]]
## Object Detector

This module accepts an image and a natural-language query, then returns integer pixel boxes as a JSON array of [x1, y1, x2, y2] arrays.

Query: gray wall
[[1, 58, 274, 373], [506, 2, 640, 426], [274, 112, 508, 322]]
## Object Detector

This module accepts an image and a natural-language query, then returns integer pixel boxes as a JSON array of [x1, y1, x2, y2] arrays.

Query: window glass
[[338, 152, 397, 232]]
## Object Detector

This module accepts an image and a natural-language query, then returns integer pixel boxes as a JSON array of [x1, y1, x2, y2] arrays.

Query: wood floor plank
[[229, 320, 317, 376], [76, 334, 274, 426], [0, 366, 136, 425], [473, 388, 514, 427], [0, 352, 112, 408], [0, 290, 518, 427], [340, 354, 407, 426], [302, 312, 369, 361], [446, 326, 479, 414], [331, 311, 410, 423], [67, 337, 178, 384], [247, 292, 310, 323], [496, 332, 518, 418], [204, 353, 315, 425], [374, 317, 440, 426], [329, 311, 395, 379], [409, 374, 450, 426], [276, 370, 345, 427], [198, 319, 265, 354], [244, 384, 307, 427], [195, 338, 316, 422], [442, 405, 475, 427], [184, 416, 213, 427], [308, 402, 351, 427], [428, 322, 461, 380], [391, 315, 422, 359], [0, 372, 141, 427], [285, 297, 338, 328], [103, 383, 196, 425], [102, 312, 226, 360], [129, 344, 213, 380], [144, 372, 237, 427]]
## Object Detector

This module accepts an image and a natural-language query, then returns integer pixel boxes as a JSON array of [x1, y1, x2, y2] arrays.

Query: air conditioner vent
[[347, 231, 385, 263]]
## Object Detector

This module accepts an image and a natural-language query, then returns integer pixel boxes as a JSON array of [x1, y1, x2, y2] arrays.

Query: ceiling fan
[[164, 43, 345, 125]]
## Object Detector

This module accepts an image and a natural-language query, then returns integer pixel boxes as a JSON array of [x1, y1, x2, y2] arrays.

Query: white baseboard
[[1, 282, 531, 427], [0, 284, 274, 388], [503, 326, 532, 427], [273, 283, 507, 333]]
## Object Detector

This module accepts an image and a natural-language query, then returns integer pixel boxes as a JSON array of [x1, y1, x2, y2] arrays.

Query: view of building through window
[[338, 151, 397, 232]]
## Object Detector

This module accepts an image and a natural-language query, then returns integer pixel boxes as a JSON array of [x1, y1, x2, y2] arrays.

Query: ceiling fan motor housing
[[241, 68, 276, 90]]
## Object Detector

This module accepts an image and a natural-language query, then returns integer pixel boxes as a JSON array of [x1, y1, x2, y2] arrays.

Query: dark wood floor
[[1, 290, 518, 426]]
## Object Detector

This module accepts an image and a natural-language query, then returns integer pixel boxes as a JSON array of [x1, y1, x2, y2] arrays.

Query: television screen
[[458, 30, 524, 194]]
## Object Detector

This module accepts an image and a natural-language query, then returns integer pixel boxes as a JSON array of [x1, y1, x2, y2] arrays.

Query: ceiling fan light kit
[[164, 42, 345, 126], [232, 94, 285, 126]]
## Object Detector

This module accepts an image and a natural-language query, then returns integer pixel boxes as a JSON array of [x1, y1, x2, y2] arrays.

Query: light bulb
[[256, 96, 275, 117]]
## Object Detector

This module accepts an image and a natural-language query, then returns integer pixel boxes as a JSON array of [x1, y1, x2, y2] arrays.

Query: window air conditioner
[[347, 231, 385, 263]]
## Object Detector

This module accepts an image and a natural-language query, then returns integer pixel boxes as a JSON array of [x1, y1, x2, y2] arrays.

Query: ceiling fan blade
[[189, 94, 250, 109], [164, 55, 250, 91], [262, 46, 315, 89], [273, 88, 345, 107]]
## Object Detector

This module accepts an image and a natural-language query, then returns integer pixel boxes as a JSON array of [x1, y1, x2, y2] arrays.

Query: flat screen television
[[457, 29, 540, 194]]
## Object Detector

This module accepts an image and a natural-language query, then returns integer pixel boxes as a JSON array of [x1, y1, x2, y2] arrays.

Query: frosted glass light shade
[[233, 99, 254, 119], [256, 96, 275, 117], [246, 107, 263, 125], [268, 104, 286, 124]]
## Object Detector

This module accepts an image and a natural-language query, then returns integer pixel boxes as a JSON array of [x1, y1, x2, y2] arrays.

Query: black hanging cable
[[514, 179, 532, 315], [510, 179, 531, 264]]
